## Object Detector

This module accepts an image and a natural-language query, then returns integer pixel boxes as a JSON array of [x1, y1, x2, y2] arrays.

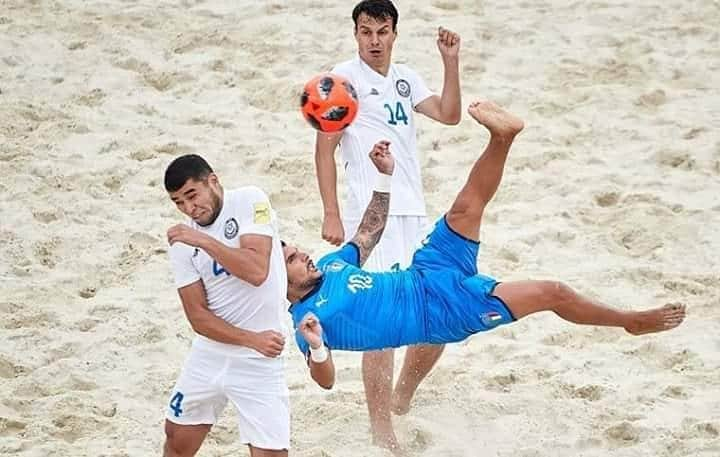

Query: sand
[[1, 0, 719, 456]]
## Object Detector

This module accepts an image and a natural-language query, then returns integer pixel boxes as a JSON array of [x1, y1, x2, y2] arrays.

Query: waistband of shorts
[[192, 335, 284, 359]]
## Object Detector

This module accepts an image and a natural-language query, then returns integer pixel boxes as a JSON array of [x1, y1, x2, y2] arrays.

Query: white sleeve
[[233, 187, 275, 238], [408, 68, 434, 108], [169, 242, 200, 288]]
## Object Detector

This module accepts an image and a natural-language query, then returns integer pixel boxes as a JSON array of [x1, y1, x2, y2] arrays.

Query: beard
[[297, 274, 322, 292], [197, 190, 223, 227]]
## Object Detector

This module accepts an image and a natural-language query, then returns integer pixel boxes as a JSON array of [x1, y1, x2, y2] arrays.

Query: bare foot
[[467, 100, 524, 139], [625, 303, 686, 335], [372, 429, 405, 456]]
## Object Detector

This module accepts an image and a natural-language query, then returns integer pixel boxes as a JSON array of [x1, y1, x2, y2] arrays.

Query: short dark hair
[[164, 154, 214, 192], [352, 0, 398, 32]]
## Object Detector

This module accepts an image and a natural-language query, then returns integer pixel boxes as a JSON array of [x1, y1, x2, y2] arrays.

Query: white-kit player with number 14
[[162, 154, 289, 457], [313, 0, 462, 452]]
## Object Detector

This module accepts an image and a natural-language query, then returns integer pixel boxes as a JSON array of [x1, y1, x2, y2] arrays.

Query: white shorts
[[344, 215, 428, 272], [165, 341, 290, 450]]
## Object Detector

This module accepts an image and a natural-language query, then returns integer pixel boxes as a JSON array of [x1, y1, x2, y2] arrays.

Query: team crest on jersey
[[325, 261, 345, 272], [224, 217, 239, 239], [396, 79, 411, 98]]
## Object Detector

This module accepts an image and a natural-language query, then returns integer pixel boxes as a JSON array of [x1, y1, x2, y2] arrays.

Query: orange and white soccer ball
[[300, 73, 359, 133]]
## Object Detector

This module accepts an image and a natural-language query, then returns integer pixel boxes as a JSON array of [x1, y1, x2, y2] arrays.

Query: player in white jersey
[[314, 0, 461, 452], [162, 154, 289, 457]]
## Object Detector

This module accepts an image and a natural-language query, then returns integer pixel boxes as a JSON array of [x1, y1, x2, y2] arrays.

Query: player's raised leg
[[493, 280, 686, 334], [445, 101, 524, 241]]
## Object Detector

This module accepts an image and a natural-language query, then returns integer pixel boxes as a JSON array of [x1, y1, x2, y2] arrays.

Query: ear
[[206, 173, 221, 191]]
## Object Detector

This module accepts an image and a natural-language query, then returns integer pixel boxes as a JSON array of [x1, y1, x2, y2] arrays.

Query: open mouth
[[307, 260, 316, 272], [369, 49, 382, 56]]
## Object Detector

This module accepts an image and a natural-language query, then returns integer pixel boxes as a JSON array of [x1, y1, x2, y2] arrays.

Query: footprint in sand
[[407, 425, 433, 453], [634, 89, 667, 108], [652, 149, 696, 170], [594, 191, 621, 207], [49, 414, 109, 443], [431, 0, 460, 10], [32, 207, 63, 224], [33, 238, 61, 268], [0, 416, 26, 437], [604, 421, 641, 446], [484, 372, 521, 392], [661, 385, 691, 400], [0, 356, 27, 379]]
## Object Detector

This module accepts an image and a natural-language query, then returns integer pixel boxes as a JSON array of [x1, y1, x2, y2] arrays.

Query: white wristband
[[309, 344, 328, 363], [374, 173, 392, 193]]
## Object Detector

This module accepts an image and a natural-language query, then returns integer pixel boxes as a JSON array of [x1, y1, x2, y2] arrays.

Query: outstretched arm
[[349, 141, 394, 267]]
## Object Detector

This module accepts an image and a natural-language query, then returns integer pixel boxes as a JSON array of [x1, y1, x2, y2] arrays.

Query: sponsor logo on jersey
[[253, 202, 270, 224], [369, 88, 379, 96], [325, 261, 345, 272]]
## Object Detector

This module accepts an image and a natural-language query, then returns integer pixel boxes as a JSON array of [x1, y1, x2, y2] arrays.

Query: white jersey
[[333, 56, 434, 219], [169, 187, 288, 357]]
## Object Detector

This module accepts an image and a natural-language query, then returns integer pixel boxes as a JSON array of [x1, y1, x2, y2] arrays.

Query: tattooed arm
[[350, 141, 395, 267]]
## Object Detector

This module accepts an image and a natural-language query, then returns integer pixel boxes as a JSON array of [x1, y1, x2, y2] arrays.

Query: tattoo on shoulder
[[351, 191, 389, 266]]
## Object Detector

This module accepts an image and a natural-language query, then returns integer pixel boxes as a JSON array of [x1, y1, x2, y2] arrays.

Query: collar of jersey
[[288, 277, 324, 312]]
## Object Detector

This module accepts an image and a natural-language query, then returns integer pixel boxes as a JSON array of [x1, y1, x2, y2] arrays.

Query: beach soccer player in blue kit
[[283, 100, 686, 390]]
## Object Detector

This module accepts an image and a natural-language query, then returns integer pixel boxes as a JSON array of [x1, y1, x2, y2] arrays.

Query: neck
[[288, 276, 322, 304], [361, 56, 390, 77]]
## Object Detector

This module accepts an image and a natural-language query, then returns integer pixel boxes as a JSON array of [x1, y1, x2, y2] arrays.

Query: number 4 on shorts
[[169, 392, 184, 417]]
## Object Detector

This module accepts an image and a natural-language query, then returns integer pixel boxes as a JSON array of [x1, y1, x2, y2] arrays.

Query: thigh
[[165, 348, 228, 425], [492, 280, 556, 319], [225, 357, 290, 451], [411, 216, 479, 277], [249, 446, 288, 457]]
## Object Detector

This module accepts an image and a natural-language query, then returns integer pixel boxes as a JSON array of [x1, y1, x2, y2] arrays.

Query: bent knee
[[539, 281, 574, 306]]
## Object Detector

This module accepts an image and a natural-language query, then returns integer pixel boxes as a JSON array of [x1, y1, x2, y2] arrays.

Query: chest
[[190, 249, 233, 286], [355, 77, 415, 130]]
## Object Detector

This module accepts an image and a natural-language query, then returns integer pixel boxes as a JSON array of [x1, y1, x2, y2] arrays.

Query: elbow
[[314, 375, 334, 390], [444, 112, 462, 125], [189, 317, 209, 337], [247, 266, 270, 287]]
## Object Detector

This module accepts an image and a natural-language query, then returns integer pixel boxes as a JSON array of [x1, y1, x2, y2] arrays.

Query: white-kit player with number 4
[[162, 154, 289, 457], [314, 0, 462, 452]]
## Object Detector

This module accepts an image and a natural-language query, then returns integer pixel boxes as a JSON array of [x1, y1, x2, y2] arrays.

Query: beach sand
[[1, 0, 718, 455]]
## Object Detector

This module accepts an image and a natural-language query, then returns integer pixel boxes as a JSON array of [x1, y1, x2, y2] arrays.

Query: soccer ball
[[300, 73, 358, 133]]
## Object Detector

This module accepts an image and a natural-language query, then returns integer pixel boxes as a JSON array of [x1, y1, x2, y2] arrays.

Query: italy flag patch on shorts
[[253, 203, 270, 224], [481, 311, 504, 328]]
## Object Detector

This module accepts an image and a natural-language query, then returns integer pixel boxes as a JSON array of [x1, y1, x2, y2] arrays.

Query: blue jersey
[[289, 243, 426, 355], [290, 218, 517, 357]]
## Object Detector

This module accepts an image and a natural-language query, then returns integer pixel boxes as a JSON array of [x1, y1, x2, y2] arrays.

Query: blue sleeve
[[318, 242, 360, 270]]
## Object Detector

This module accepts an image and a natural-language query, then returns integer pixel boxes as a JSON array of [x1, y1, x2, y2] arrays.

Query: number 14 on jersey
[[384, 102, 408, 126]]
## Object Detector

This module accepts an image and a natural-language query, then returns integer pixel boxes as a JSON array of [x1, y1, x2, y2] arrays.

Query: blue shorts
[[410, 216, 516, 344]]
